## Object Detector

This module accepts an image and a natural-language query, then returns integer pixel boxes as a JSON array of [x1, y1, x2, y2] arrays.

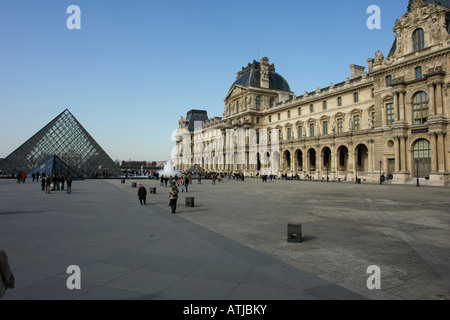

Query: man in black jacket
[[138, 184, 147, 205]]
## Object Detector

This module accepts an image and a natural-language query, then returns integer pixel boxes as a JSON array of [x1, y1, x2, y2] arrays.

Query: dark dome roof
[[229, 59, 291, 92]]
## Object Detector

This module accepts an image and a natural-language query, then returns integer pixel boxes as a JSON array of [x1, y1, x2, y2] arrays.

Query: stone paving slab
[[0, 178, 368, 300], [110, 177, 450, 300]]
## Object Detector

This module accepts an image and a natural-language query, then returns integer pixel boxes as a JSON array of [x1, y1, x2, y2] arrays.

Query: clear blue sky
[[0, 0, 409, 162]]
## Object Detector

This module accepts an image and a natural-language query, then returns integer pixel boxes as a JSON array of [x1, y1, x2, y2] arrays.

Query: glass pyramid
[[0, 109, 121, 177]]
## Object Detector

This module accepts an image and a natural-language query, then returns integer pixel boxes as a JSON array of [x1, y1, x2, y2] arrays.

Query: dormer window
[[413, 28, 425, 52]]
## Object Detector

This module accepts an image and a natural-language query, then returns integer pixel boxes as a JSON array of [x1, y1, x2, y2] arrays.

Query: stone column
[[437, 132, 446, 172], [317, 145, 322, 178], [400, 136, 407, 172], [367, 139, 374, 173], [399, 91, 406, 121], [428, 82, 436, 116], [430, 132, 438, 173], [381, 102, 387, 127], [436, 82, 444, 115], [289, 148, 297, 174], [395, 136, 401, 172], [393, 92, 399, 122]]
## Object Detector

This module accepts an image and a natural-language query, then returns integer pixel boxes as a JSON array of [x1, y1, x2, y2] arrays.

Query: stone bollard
[[185, 197, 194, 207], [287, 223, 302, 243], [150, 187, 156, 194]]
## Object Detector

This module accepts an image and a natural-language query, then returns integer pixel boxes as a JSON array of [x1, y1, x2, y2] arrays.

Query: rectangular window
[[323, 101, 327, 110], [353, 115, 360, 131], [338, 97, 342, 106], [278, 113, 281, 121], [354, 92, 359, 103], [323, 121, 328, 135], [256, 117, 260, 124], [371, 112, 375, 128], [298, 126, 303, 138], [310, 123, 315, 137], [256, 96, 261, 110], [287, 128, 292, 140], [287, 110, 291, 118], [310, 104, 314, 113], [269, 115, 272, 123], [415, 67, 422, 79], [386, 75, 392, 87], [298, 108, 302, 116], [386, 103, 394, 126], [337, 118, 343, 133]]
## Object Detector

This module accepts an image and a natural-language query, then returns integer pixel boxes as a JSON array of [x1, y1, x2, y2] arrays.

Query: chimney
[[366, 58, 374, 73], [260, 57, 270, 88], [350, 64, 366, 79]]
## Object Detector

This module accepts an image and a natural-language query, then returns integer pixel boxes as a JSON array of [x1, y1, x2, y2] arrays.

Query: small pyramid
[[28, 155, 80, 178], [0, 109, 121, 176]]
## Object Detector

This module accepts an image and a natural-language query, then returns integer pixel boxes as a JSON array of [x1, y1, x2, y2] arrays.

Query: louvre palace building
[[175, 0, 450, 186]]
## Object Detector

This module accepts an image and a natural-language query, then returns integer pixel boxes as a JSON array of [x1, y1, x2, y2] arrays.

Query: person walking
[[66, 176, 72, 194], [138, 184, 147, 205], [184, 176, 189, 192], [169, 182, 179, 213], [45, 176, 52, 194]]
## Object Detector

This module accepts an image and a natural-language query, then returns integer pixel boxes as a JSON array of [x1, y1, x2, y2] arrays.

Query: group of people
[[40, 173, 72, 194], [137, 182, 179, 213], [16, 172, 28, 183]]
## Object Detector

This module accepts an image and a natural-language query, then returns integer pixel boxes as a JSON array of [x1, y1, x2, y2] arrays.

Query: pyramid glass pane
[[0, 109, 121, 176]]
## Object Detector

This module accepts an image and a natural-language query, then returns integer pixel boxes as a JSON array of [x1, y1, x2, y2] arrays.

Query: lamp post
[[355, 161, 358, 183], [326, 164, 329, 182], [379, 161, 382, 185], [416, 160, 420, 187]]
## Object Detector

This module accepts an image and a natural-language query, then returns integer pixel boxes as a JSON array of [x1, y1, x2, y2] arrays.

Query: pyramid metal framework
[[0, 109, 121, 176]]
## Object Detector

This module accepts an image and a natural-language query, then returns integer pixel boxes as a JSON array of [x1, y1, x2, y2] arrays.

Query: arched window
[[413, 28, 425, 51], [413, 91, 429, 124], [256, 96, 261, 110]]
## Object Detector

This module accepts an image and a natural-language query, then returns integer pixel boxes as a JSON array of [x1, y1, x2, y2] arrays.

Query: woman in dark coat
[[138, 184, 147, 205]]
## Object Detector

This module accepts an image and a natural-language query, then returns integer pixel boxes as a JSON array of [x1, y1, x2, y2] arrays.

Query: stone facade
[[175, 0, 450, 186]]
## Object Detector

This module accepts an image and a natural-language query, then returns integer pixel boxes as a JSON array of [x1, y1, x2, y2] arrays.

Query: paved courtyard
[[0, 177, 448, 300]]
